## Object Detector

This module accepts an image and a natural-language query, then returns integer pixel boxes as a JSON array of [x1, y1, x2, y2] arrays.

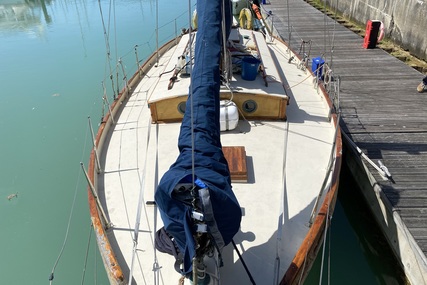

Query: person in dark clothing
[[417, 76, 427, 93]]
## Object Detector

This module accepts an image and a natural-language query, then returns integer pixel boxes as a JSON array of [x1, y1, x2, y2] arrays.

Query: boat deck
[[97, 27, 339, 284], [264, 0, 427, 282]]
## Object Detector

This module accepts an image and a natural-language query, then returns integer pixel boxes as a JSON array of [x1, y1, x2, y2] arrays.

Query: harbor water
[[0, 0, 406, 284]]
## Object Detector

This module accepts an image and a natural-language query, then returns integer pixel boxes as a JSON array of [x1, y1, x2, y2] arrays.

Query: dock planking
[[265, 0, 427, 262]]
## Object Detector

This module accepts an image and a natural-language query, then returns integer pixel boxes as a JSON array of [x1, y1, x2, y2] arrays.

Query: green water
[[0, 1, 405, 284]]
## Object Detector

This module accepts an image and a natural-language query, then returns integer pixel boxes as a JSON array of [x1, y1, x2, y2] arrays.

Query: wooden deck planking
[[266, 0, 427, 260]]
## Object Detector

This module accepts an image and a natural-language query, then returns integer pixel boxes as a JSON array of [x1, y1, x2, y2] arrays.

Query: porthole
[[177, 101, 186, 114], [242, 100, 257, 113]]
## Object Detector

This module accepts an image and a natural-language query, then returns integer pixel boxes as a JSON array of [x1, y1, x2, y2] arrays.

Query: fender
[[239, 8, 252, 30]]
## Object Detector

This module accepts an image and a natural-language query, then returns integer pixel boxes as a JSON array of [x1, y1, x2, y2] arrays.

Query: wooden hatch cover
[[223, 146, 248, 182]]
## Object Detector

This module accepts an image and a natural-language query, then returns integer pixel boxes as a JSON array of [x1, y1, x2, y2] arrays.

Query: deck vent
[[242, 100, 257, 113]]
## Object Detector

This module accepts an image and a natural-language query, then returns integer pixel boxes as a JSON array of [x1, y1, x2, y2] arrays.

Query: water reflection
[[0, 0, 52, 34]]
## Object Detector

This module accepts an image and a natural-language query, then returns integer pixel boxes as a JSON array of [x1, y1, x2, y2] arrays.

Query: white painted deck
[[97, 28, 337, 284]]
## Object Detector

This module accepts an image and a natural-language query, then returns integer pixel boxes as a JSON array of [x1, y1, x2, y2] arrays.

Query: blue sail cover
[[154, 0, 241, 275]]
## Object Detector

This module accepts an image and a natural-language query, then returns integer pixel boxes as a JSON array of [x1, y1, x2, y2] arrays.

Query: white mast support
[[80, 162, 111, 228], [88, 116, 102, 173]]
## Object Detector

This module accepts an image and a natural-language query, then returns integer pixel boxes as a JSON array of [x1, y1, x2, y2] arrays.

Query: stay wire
[[318, 190, 332, 285], [49, 117, 91, 284], [98, 0, 117, 98], [81, 223, 94, 285], [188, 0, 195, 187]]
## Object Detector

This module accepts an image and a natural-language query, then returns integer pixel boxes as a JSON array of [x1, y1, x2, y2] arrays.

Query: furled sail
[[154, 0, 242, 276]]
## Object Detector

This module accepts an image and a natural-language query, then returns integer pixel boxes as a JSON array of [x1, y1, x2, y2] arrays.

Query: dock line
[[341, 131, 395, 184]]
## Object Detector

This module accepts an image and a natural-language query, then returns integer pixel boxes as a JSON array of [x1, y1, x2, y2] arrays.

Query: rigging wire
[[98, 0, 117, 99], [188, 0, 195, 189], [134, 55, 163, 285], [274, 120, 290, 285], [188, 1, 198, 281], [286, 0, 291, 50], [318, 189, 333, 285], [330, 0, 338, 69], [221, 0, 229, 84], [323, 0, 327, 57], [93, 235, 98, 284], [328, 219, 332, 285], [48, 120, 91, 284], [155, 0, 159, 65], [129, 117, 153, 284], [118, 40, 157, 281], [113, 0, 118, 70], [80, 223, 94, 285]]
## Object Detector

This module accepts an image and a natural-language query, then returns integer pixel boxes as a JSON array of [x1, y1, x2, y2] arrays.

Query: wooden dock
[[262, 0, 427, 283]]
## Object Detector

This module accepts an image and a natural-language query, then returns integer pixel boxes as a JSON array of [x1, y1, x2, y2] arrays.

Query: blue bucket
[[241, 57, 261, 81], [312, 56, 325, 78]]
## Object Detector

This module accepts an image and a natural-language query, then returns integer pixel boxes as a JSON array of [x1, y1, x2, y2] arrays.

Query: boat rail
[[83, 10, 192, 284]]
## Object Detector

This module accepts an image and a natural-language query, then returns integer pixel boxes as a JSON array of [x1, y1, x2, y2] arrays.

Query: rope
[[341, 131, 395, 183]]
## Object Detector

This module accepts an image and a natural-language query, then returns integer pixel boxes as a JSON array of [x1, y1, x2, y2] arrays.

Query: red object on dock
[[363, 20, 381, 49]]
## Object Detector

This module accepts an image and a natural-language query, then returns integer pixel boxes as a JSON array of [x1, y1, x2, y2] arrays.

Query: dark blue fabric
[[154, 0, 241, 275]]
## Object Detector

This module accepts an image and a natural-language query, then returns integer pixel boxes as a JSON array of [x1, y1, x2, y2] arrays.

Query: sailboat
[[86, 0, 342, 284]]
